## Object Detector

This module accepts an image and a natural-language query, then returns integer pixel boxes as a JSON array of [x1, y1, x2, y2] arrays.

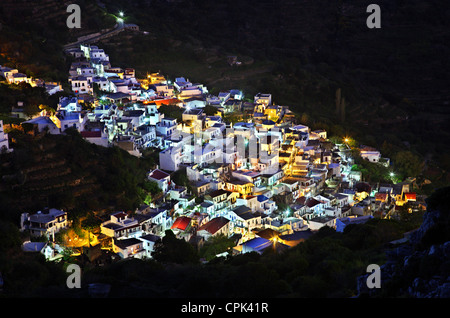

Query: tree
[[152, 230, 199, 265], [38, 104, 55, 116], [203, 105, 219, 116], [199, 234, 235, 261], [81, 213, 102, 247], [394, 151, 424, 180]]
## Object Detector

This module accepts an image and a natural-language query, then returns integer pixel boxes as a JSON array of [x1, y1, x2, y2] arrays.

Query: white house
[[22, 116, 60, 134], [20, 208, 69, 238], [57, 96, 81, 112], [112, 237, 145, 259], [148, 169, 171, 193], [196, 216, 231, 241], [138, 233, 161, 258], [156, 117, 177, 137], [239, 237, 273, 255], [159, 146, 183, 172], [254, 93, 272, 107], [360, 150, 381, 163], [307, 216, 336, 231], [54, 111, 87, 132], [80, 130, 109, 147], [69, 75, 92, 95]]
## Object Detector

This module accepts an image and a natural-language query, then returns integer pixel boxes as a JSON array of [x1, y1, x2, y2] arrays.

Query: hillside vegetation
[[0, 129, 154, 223]]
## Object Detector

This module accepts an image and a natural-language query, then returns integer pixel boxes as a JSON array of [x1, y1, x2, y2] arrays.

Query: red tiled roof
[[81, 130, 101, 138], [296, 196, 306, 205], [148, 169, 170, 180], [207, 189, 231, 198], [153, 98, 180, 106], [305, 198, 321, 208], [112, 211, 127, 218], [197, 216, 229, 235], [375, 193, 388, 201], [171, 216, 192, 231]]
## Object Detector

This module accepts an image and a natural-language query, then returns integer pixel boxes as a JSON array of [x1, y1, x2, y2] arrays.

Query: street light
[[119, 11, 124, 17]]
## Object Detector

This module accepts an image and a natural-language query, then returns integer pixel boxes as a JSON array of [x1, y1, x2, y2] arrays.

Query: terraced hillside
[[0, 130, 153, 223]]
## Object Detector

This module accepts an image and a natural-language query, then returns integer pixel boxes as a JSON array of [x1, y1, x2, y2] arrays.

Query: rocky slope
[[357, 186, 450, 297]]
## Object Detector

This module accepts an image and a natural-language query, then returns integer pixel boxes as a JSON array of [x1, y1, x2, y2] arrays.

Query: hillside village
[[3, 42, 426, 263]]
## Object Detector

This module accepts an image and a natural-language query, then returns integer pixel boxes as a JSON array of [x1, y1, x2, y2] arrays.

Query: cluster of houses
[[0, 64, 63, 96], [13, 43, 425, 262]]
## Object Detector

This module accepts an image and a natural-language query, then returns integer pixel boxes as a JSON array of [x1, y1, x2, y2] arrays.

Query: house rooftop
[[148, 169, 170, 180], [207, 189, 232, 198], [197, 216, 229, 235], [140, 233, 161, 243], [113, 237, 142, 249], [171, 216, 192, 231]]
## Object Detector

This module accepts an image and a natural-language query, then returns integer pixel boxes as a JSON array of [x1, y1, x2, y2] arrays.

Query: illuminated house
[[238, 237, 279, 255], [218, 91, 231, 104], [256, 195, 277, 214], [112, 237, 145, 259], [236, 195, 260, 212], [147, 72, 166, 85], [224, 178, 254, 197], [20, 208, 69, 238], [192, 180, 212, 197], [138, 233, 161, 258], [182, 108, 204, 131], [192, 143, 223, 167], [171, 216, 193, 241], [260, 167, 284, 187], [171, 216, 192, 233], [156, 117, 177, 137], [22, 116, 60, 134], [101, 212, 143, 239], [80, 130, 109, 147], [69, 75, 92, 95], [148, 169, 171, 193], [159, 146, 183, 172], [0, 65, 18, 79], [53, 110, 88, 132], [307, 215, 336, 231], [254, 93, 272, 107], [8, 72, 32, 85], [204, 189, 237, 214], [184, 97, 206, 110], [196, 216, 231, 240], [145, 103, 162, 125], [228, 205, 263, 235], [264, 105, 280, 121], [360, 150, 381, 162], [232, 170, 262, 187], [57, 96, 81, 112]]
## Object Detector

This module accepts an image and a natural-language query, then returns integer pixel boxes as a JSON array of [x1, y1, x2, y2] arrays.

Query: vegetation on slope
[[0, 128, 155, 224]]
